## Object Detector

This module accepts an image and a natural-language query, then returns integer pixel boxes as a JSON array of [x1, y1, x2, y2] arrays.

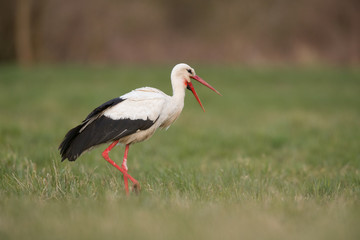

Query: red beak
[[188, 75, 221, 112]]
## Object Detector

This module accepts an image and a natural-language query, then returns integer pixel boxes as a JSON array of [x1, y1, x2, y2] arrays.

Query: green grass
[[0, 65, 359, 240]]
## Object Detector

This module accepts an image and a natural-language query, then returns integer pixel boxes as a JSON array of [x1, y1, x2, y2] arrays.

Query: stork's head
[[171, 63, 221, 111]]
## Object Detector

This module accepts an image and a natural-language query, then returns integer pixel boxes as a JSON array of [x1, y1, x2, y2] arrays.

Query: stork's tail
[[59, 123, 86, 161]]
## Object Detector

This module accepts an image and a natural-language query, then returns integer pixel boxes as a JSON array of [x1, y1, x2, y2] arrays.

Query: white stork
[[59, 63, 221, 194]]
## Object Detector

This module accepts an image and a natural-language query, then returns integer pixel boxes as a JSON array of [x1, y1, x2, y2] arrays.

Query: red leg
[[121, 144, 130, 195], [102, 141, 140, 194]]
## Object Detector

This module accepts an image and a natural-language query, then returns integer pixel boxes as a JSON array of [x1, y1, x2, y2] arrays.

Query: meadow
[[0, 65, 359, 239]]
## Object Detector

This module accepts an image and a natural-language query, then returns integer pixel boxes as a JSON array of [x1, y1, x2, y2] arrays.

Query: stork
[[59, 63, 221, 195]]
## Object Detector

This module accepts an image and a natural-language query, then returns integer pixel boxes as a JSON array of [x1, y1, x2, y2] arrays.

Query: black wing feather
[[59, 97, 156, 161], [85, 97, 124, 121]]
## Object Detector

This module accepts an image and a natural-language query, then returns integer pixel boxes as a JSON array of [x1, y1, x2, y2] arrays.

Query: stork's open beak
[[187, 75, 221, 112]]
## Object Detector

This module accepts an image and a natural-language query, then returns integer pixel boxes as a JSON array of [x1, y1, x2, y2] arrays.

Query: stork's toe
[[132, 182, 141, 194]]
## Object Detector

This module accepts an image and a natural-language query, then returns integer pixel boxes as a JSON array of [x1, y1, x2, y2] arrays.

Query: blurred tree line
[[0, 0, 359, 66]]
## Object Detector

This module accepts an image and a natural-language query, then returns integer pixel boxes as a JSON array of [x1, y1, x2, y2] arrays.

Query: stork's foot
[[132, 182, 141, 194], [102, 142, 139, 196]]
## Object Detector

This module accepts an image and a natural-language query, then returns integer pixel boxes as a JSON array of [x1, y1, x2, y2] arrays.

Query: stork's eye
[[187, 69, 192, 74]]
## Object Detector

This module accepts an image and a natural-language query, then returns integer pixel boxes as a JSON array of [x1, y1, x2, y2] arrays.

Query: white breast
[[103, 87, 185, 144]]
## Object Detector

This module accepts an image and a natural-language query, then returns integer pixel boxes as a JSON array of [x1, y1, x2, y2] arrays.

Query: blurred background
[[1, 1, 360, 239], [0, 0, 359, 67]]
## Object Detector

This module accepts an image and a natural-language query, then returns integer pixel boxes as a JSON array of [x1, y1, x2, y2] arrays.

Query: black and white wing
[[59, 88, 167, 161]]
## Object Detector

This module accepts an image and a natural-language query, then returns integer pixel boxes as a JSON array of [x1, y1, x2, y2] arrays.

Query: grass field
[[0, 64, 359, 240]]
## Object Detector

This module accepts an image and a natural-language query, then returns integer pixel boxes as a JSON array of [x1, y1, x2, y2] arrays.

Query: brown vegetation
[[0, 0, 359, 66]]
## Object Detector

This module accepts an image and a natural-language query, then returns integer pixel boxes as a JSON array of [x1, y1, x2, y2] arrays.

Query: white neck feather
[[170, 75, 186, 114]]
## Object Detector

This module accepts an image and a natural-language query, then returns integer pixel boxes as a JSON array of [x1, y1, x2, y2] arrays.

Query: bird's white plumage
[[59, 63, 218, 163], [102, 85, 185, 144], [102, 63, 195, 144], [104, 87, 169, 122]]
